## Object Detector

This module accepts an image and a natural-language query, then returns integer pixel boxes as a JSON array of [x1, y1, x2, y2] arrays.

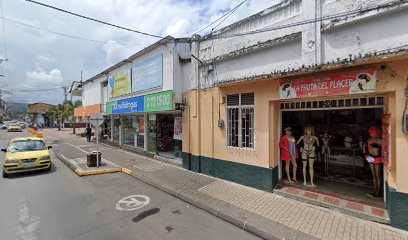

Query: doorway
[[279, 98, 385, 204]]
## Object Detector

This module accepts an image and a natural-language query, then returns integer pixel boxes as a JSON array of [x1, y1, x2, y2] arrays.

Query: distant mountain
[[7, 102, 29, 119]]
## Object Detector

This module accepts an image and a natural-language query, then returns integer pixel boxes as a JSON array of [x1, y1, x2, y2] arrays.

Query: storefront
[[106, 90, 183, 159], [183, 58, 408, 228], [276, 68, 390, 203]]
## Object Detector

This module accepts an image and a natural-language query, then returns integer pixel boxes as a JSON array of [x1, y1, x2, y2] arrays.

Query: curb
[[120, 166, 283, 240], [53, 145, 309, 239], [54, 151, 122, 177]]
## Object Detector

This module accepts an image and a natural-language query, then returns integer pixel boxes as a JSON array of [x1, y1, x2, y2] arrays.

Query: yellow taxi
[[2, 137, 52, 178], [7, 125, 22, 132]]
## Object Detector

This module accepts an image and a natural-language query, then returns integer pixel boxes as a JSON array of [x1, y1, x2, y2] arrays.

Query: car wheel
[[47, 164, 52, 171], [2, 171, 8, 178]]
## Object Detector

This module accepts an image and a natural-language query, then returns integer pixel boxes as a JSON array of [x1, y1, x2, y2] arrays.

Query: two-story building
[[75, 36, 191, 163], [182, 0, 408, 230]]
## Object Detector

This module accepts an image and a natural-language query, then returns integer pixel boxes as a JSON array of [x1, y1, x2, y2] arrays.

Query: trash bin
[[87, 151, 102, 167]]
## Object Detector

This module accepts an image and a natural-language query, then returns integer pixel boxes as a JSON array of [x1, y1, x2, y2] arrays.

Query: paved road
[[0, 130, 260, 240]]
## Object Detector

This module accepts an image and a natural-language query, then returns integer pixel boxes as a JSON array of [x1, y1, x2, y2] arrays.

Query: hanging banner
[[109, 71, 131, 98], [173, 117, 183, 140], [132, 54, 163, 92], [382, 113, 391, 169], [279, 69, 377, 99]]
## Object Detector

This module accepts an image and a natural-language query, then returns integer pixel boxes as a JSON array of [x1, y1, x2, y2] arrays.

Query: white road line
[[16, 199, 41, 240]]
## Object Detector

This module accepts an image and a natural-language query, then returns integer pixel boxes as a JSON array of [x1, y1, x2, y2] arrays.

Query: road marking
[[16, 199, 40, 240], [116, 195, 150, 211]]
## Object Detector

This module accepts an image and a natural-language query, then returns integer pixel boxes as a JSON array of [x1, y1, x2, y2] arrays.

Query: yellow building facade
[[182, 56, 408, 229]]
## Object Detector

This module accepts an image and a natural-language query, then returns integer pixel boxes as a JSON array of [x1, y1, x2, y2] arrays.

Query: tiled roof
[[27, 103, 55, 114]]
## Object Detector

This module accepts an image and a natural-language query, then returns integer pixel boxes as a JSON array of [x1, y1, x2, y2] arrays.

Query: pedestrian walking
[[85, 125, 92, 142]]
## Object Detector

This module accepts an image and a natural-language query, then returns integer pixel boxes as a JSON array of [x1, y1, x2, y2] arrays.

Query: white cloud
[[36, 54, 56, 63], [3, 0, 281, 103], [25, 68, 63, 87], [102, 41, 127, 66], [164, 19, 191, 37]]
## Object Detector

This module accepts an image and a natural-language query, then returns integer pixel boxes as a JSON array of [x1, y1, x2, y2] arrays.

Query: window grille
[[226, 93, 255, 149], [280, 96, 384, 111]]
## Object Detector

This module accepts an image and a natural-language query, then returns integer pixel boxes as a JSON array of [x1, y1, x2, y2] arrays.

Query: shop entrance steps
[[274, 184, 390, 224]]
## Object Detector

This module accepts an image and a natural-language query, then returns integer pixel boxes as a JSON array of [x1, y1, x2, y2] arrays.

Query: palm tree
[[62, 100, 82, 134], [50, 104, 65, 130]]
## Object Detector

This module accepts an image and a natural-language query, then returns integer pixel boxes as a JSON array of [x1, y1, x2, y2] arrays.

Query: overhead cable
[[1, 17, 135, 46], [194, 0, 248, 34], [11, 85, 70, 92], [211, 0, 247, 32], [24, 0, 163, 39], [209, 0, 407, 39]]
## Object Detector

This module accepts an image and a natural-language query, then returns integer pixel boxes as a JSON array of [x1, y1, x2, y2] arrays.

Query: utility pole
[[62, 86, 68, 102], [71, 70, 83, 134]]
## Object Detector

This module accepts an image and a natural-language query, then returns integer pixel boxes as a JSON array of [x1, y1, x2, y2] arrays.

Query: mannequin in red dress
[[363, 127, 383, 197], [279, 127, 298, 183]]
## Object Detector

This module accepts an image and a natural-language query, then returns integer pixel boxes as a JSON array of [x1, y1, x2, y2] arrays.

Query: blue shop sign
[[111, 96, 144, 114]]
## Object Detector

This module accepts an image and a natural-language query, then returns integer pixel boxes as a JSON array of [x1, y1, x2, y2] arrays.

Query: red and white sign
[[382, 113, 391, 169], [279, 69, 377, 99]]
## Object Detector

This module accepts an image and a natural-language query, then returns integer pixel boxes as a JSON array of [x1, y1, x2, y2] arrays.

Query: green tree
[[50, 104, 65, 130], [62, 100, 82, 134], [50, 100, 82, 131]]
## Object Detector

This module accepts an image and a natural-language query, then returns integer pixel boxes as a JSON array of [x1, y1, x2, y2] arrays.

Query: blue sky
[[0, 0, 280, 104]]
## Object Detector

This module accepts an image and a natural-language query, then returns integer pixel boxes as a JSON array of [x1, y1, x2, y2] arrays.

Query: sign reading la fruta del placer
[[279, 68, 377, 99], [106, 90, 173, 114]]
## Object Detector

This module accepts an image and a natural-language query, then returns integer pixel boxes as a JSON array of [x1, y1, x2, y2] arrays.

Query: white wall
[[193, 0, 408, 89], [321, 8, 408, 62], [107, 44, 176, 102], [82, 75, 106, 106], [82, 40, 191, 108]]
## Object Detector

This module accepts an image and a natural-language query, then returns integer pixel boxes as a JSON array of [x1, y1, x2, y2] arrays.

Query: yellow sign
[[109, 72, 131, 98]]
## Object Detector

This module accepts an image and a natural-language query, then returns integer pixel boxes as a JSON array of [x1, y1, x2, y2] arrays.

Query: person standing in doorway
[[85, 125, 92, 142], [279, 127, 298, 183]]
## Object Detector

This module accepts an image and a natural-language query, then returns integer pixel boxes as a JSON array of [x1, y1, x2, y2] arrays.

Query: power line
[[11, 85, 70, 92], [24, 0, 163, 39], [211, 0, 248, 32], [1, 17, 136, 46], [210, 0, 407, 39], [194, 0, 248, 35]]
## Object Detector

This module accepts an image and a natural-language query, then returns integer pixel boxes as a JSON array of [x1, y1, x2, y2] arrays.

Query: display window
[[102, 116, 111, 140], [279, 96, 385, 203], [112, 116, 120, 143], [135, 115, 145, 149], [122, 115, 136, 146], [146, 113, 182, 158]]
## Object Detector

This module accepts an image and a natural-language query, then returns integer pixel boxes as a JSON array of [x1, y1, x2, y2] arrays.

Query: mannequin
[[320, 130, 331, 175], [297, 126, 319, 187], [279, 127, 298, 183], [363, 127, 383, 197]]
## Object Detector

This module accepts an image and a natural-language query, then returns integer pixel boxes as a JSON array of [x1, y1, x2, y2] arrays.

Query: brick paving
[[275, 186, 389, 222], [43, 128, 408, 240]]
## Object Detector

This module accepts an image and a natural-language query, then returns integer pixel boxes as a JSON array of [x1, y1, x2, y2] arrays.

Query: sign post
[[90, 113, 104, 168]]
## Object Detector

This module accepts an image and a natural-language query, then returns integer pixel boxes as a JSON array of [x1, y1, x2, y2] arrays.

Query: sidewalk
[[43, 129, 408, 240]]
